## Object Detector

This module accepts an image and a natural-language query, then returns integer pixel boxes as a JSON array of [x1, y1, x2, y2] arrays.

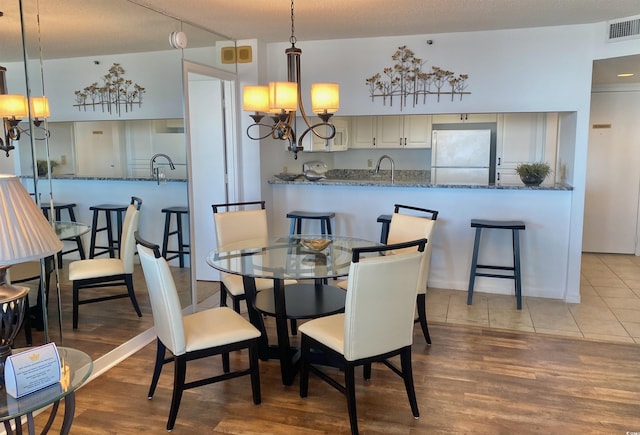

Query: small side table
[[0, 347, 92, 434]]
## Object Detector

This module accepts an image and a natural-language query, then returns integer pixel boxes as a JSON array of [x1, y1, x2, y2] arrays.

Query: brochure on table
[[4, 343, 61, 398]]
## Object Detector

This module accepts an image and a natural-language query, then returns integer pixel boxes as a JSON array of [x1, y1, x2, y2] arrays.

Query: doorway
[[183, 61, 238, 294]]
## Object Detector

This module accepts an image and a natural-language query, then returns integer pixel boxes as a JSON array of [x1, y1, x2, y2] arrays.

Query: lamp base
[[0, 267, 30, 386]]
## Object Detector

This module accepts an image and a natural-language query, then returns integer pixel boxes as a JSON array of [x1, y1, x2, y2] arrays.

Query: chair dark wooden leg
[[363, 363, 371, 380], [72, 282, 80, 329], [400, 346, 419, 419], [344, 363, 359, 435], [125, 275, 142, 317], [467, 226, 482, 305], [416, 293, 431, 345], [222, 352, 230, 373], [219, 283, 228, 308], [249, 340, 261, 404], [167, 356, 187, 431], [299, 335, 310, 398], [148, 339, 166, 399], [290, 319, 298, 335]]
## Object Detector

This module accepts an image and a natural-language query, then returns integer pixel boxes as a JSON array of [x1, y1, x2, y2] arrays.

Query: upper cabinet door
[[376, 115, 404, 148], [432, 113, 498, 124], [351, 116, 377, 148], [403, 115, 431, 148]]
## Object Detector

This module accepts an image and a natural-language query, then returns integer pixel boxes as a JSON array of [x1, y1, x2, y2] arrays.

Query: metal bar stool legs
[[467, 219, 526, 310]]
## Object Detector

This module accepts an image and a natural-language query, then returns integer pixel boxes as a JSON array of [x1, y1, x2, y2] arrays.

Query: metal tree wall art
[[365, 45, 470, 110], [73, 63, 146, 116]]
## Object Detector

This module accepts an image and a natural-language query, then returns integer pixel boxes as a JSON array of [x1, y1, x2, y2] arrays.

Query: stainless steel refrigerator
[[431, 129, 492, 184]]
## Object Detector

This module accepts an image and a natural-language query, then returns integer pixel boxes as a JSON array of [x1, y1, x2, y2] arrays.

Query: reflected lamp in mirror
[[0, 174, 63, 379], [0, 94, 28, 157], [29, 96, 51, 126]]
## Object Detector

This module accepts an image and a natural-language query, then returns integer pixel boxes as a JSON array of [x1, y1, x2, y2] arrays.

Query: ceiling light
[[243, 0, 339, 159], [617, 73, 635, 77]]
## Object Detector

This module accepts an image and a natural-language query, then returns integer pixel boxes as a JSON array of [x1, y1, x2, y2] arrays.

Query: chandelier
[[243, 0, 340, 159]]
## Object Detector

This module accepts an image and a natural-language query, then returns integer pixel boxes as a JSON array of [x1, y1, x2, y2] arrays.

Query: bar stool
[[41, 202, 85, 262], [88, 203, 128, 258], [161, 206, 190, 268], [467, 219, 526, 310], [286, 211, 335, 236]]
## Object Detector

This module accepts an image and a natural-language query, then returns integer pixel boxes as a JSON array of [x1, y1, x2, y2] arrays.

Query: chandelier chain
[[290, 0, 296, 45]]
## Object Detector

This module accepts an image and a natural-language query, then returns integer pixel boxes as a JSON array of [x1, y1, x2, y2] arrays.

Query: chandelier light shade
[[311, 83, 340, 114], [243, 0, 340, 158], [0, 95, 28, 119], [0, 174, 63, 381], [29, 96, 50, 119], [243, 86, 270, 113]]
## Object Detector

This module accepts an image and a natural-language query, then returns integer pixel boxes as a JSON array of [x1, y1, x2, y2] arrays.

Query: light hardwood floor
[[21, 253, 640, 433]]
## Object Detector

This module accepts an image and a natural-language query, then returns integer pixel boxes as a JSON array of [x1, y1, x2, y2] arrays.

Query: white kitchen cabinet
[[351, 115, 430, 149], [432, 113, 498, 124], [304, 116, 350, 152], [495, 113, 558, 185]]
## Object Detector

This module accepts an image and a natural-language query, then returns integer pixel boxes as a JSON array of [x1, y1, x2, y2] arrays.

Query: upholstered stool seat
[[467, 219, 526, 310], [41, 202, 85, 262], [161, 206, 190, 268], [286, 211, 335, 236], [89, 203, 128, 258]]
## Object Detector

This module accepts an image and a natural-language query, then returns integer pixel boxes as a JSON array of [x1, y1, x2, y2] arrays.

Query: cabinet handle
[[498, 157, 501, 166], [399, 138, 402, 146], [373, 137, 376, 147], [404, 138, 407, 147], [497, 172, 501, 181]]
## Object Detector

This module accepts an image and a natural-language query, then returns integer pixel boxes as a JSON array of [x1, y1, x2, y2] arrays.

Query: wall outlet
[[60, 155, 67, 165], [283, 166, 288, 173], [367, 159, 372, 168]]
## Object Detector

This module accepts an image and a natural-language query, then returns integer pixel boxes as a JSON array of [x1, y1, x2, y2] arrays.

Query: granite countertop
[[269, 169, 573, 190]]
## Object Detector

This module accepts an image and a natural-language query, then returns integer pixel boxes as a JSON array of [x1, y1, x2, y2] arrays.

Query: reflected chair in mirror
[[299, 238, 426, 435], [135, 232, 261, 432], [212, 201, 298, 330], [68, 196, 143, 329], [8, 258, 54, 335]]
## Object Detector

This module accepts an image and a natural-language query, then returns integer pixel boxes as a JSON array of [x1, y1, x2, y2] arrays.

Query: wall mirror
[[3, 0, 236, 361]]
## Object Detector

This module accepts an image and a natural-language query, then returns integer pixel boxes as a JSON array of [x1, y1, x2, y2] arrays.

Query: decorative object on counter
[[515, 162, 551, 186], [37, 159, 58, 176], [302, 161, 328, 181], [73, 63, 145, 116], [274, 172, 302, 181], [242, 0, 339, 160], [365, 45, 470, 110], [0, 175, 63, 379]]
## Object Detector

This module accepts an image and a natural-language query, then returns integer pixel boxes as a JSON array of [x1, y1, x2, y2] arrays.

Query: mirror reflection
[[4, 0, 236, 363]]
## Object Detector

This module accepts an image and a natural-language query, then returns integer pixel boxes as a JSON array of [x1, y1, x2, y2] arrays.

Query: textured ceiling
[[1, 0, 639, 85]]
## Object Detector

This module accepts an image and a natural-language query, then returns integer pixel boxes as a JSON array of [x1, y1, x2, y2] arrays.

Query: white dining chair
[[136, 232, 261, 431], [68, 196, 142, 329], [299, 238, 426, 435]]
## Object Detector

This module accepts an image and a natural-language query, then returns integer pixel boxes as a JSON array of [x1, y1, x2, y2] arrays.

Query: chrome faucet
[[374, 154, 395, 182], [150, 153, 176, 184]]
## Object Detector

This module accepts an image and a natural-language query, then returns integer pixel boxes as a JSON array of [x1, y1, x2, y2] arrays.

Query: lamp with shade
[[0, 174, 63, 380]]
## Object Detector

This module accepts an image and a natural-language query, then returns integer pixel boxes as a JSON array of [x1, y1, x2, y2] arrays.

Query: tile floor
[[426, 252, 640, 344]]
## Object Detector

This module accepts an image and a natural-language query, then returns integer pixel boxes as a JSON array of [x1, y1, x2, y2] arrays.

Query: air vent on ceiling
[[608, 15, 640, 41]]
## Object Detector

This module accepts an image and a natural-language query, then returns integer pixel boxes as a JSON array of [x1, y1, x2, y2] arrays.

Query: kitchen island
[[267, 174, 576, 302]]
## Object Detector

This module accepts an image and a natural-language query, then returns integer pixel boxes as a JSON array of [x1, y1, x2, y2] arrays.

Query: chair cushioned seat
[[183, 307, 260, 353], [68, 258, 125, 281], [298, 313, 345, 355]]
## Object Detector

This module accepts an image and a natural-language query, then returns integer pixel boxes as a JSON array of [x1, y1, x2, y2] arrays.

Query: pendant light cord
[[290, 0, 297, 45]]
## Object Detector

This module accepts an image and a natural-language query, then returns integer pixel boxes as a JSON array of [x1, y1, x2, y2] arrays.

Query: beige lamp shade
[[243, 86, 270, 113], [311, 83, 340, 114], [269, 82, 298, 112], [29, 97, 50, 119], [0, 95, 28, 119], [0, 175, 62, 265]]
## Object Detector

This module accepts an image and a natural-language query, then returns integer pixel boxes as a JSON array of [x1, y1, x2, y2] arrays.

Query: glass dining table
[[206, 234, 379, 385]]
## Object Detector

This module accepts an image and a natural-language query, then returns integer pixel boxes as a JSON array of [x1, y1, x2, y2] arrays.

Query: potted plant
[[515, 162, 551, 186], [36, 159, 59, 176]]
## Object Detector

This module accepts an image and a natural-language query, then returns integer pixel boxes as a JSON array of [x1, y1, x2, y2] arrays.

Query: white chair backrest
[[214, 208, 268, 248], [120, 204, 140, 273], [388, 213, 436, 295], [137, 244, 187, 356], [344, 250, 423, 361]]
